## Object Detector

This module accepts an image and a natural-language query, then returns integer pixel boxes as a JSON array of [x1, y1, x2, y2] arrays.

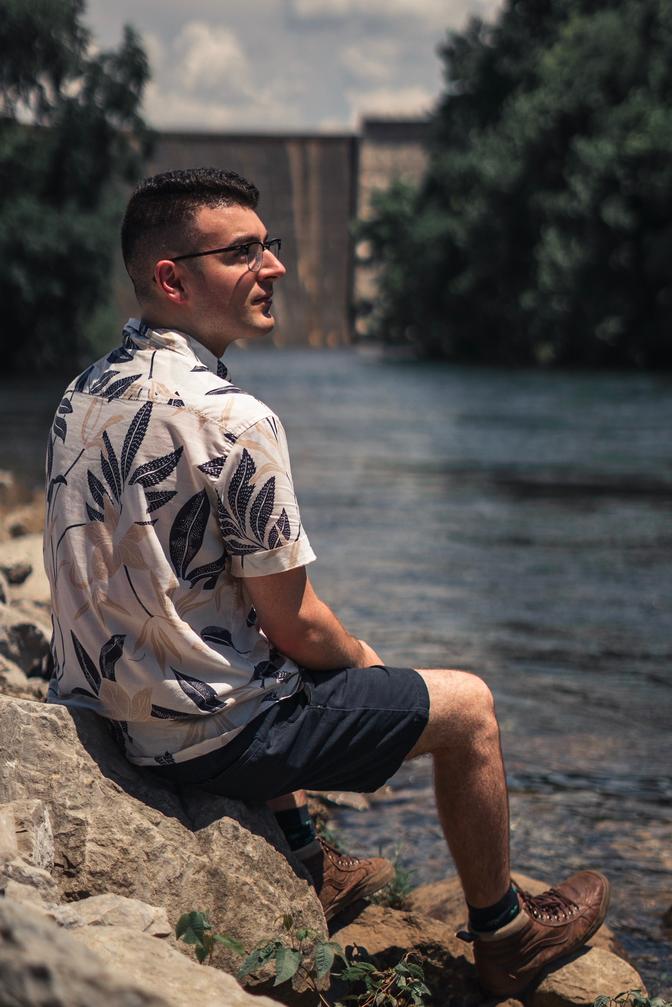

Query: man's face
[[174, 204, 285, 352]]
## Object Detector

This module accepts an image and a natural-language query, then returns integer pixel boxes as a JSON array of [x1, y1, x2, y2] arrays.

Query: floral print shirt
[[44, 319, 316, 766]]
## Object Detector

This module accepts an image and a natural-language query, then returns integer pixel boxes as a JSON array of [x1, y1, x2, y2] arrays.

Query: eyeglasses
[[172, 238, 282, 272]]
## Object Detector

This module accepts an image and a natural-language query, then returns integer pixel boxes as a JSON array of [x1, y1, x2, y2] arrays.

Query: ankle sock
[[274, 805, 317, 853], [468, 883, 520, 934]]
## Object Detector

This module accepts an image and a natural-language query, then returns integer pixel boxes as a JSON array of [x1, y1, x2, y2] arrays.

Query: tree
[[360, 0, 672, 368], [0, 0, 150, 374]]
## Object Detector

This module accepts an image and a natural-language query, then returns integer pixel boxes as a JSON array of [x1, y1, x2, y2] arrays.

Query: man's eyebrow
[[221, 232, 269, 246]]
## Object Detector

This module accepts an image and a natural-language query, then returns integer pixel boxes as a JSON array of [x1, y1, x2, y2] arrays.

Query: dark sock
[[468, 883, 520, 933], [274, 805, 317, 852]]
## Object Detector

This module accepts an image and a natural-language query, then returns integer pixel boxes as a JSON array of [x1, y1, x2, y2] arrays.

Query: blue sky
[[85, 0, 502, 132]]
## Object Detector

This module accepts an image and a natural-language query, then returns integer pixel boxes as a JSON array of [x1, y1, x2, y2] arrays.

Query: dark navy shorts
[[152, 665, 429, 802]]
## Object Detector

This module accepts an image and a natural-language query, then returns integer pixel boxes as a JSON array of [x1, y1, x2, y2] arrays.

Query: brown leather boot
[[468, 871, 610, 997], [301, 837, 395, 922]]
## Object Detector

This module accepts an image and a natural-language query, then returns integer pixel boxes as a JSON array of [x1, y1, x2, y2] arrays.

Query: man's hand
[[242, 566, 383, 671]]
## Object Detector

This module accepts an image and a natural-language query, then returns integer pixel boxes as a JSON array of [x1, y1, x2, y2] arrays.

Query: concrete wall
[[115, 119, 430, 347]]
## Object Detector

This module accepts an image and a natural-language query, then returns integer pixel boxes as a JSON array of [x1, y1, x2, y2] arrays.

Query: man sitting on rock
[[44, 167, 609, 998]]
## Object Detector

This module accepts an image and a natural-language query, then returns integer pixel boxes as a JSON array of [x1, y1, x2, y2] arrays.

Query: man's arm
[[243, 566, 383, 671]]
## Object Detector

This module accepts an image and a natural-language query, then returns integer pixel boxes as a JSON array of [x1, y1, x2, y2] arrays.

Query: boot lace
[[520, 886, 579, 922], [318, 836, 361, 867]]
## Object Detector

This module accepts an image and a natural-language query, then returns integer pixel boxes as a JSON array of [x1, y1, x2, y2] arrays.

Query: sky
[[85, 0, 502, 133]]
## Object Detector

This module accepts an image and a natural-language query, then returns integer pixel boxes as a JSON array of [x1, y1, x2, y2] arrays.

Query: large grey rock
[[0, 898, 278, 1007], [0, 898, 169, 1007], [49, 892, 173, 937], [0, 695, 326, 972]]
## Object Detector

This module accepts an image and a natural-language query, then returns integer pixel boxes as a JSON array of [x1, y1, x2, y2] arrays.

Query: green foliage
[[175, 910, 431, 1007], [372, 846, 415, 911], [175, 910, 244, 964], [593, 991, 672, 1007], [360, 0, 672, 368], [0, 0, 151, 374]]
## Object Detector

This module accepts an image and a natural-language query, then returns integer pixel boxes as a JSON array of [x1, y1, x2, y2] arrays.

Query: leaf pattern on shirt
[[172, 668, 227, 713], [169, 489, 210, 580], [46, 321, 314, 764]]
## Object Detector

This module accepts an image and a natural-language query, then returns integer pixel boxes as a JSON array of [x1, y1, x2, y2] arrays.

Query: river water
[[2, 347, 671, 993]]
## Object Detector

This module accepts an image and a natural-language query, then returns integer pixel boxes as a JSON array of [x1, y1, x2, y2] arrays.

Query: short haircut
[[121, 167, 260, 299]]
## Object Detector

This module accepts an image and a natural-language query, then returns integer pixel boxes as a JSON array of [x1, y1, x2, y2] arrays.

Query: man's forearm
[[265, 598, 382, 671]]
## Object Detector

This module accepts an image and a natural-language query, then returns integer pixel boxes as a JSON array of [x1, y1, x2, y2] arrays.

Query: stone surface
[[332, 897, 646, 1007], [0, 568, 9, 604], [0, 695, 326, 974], [0, 898, 169, 1007], [1, 559, 33, 584], [531, 947, 646, 1006], [49, 892, 173, 937], [70, 923, 280, 1007], [0, 532, 49, 602], [0, 598, 52, 673], [407, 872, 624, 957]]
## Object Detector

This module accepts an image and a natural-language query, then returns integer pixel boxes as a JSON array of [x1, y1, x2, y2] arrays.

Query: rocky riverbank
[[0, 475, 654, 1006]]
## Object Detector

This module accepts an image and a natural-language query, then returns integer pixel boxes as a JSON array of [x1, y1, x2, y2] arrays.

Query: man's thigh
[[156, 665, 430, 801]]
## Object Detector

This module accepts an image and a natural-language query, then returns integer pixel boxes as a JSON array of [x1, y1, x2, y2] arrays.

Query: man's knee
[[408, 668, 498, 758]]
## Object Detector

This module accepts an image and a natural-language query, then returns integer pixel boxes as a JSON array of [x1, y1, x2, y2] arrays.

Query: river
[[2, 346, 671, 994]]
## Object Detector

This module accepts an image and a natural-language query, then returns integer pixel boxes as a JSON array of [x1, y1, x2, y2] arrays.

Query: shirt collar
[[123, 318, 230, 380]]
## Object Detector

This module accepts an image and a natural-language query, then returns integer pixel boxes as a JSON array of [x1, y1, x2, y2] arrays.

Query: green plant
[[593, 992, 672, 1007], [176, 910, 431, 1007], [372, 846, 415, 910], [336, 953, 431, 1007], [175, 911, 245, 964]]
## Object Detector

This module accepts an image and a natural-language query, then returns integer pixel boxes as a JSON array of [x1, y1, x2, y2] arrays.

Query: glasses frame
[[171, 238, 282, 272]]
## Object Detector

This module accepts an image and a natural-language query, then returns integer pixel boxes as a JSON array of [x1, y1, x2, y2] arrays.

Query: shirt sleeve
[[215, 413, 316, 577]]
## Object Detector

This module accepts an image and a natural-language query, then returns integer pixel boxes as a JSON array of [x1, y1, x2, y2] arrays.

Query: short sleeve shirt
[[44, 319, 316, 766]]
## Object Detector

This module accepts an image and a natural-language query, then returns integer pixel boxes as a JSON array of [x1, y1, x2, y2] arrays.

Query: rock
[[0, 568, 9, 603], [0, 695, 326, 978], [407, 872, 625, 958], [49, 892, 173, 937], [1, 857, 61, 899], [531, 947, 646, 1006], [1, 560, 33, 584], [332, 897, 647, 1007], [70, 923, 280, 1007], [0, 653, 46, 700], [0, 897, 181, 1007], [7, 798, 55, 870], [3, 876, 49, 906], [0, 599, 52, 673], [0, 804, 19, 860], [0, 533, 49, 602], [331, 903, 488, 1007]]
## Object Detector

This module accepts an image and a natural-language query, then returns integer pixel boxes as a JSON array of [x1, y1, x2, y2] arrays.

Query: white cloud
[[341, 39, 401, 83], [176, 22, 249, 95], [289, 0, 502, 30]]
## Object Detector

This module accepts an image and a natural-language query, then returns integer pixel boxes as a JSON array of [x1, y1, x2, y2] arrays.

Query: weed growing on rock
[[372, 845, 415, 910], [593, 992, 672, 1007], [176, 910, 431, 1007]]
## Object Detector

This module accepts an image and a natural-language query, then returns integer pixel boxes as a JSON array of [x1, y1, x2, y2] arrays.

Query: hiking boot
[[467, 871, 610, 997], [302, 837, 395, 922]]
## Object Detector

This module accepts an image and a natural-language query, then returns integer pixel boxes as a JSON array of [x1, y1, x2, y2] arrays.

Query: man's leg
[[406, 669, 511, 909], [268, 790, 394, 921], [407, 667, 609, 997]]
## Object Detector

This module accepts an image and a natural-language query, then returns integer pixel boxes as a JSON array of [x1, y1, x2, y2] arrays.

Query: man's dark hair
[[121, 167, 259, 298]]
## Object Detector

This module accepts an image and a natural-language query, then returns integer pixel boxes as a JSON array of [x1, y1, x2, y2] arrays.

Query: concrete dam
[[115, 119, 430, 347]]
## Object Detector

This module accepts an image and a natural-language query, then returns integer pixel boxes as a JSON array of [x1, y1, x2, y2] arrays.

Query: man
[[45, 168, 609, 998]]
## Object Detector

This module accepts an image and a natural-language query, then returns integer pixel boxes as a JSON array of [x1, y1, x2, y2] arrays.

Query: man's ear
[[154, 260, 189, 304]]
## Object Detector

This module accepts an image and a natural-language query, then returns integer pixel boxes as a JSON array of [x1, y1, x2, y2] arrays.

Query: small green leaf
[[237, 942, 279, 980], [282, 913, 294, 931], [274, 946, 302, 985], [175, 910, 211, 944], [314, 940, 337, 979], [213, 934, 245, 955], [195, 943, 209, 964], [295, 927, 310, 941]]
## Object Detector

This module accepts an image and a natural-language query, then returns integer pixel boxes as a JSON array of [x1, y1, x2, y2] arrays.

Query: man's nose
[[259, 247, 286, 278]]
